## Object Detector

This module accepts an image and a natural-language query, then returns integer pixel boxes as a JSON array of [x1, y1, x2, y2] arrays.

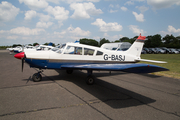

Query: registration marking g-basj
[[104, 54, 125, 61]]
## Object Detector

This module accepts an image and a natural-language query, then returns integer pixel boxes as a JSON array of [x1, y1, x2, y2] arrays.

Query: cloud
[[121, 6, 128, 11], [54, 25, 91, 40], [0, 1, 20, 22], [109, 9, 118, 13], [60, 0, 100, 4], [91, 18, 123, 32], [159, 25, 180, 36], [125, 1, 134, 5], [10, 26, 45, 35], [129, 25, 146, 35], [36, 22, 53, 28], [7, 36, 19, 40], [136, 5, 149, 13], [38, 13, 52, 22], [70, 2, 103, 19], [45, 6, 69, 21], [147, 0, 180, 10], [67, 25, 91, 36], [24, 10, 37, 20], [19, 0, 48, 10], [168, 25, 180, 34], [132, 11, 145, 22], [104, 33, 123, 41]]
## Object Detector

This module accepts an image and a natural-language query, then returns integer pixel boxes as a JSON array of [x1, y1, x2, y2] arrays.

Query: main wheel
[[32, 73, 42, 82], [66, 70, 73, 74], [86, 75, 95, 85]]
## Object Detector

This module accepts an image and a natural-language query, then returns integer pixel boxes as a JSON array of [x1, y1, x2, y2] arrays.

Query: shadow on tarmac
[[26, 70, 156, 109]]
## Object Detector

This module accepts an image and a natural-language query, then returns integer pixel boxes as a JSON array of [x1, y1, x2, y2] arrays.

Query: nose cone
[[14, 52, 25, 59]]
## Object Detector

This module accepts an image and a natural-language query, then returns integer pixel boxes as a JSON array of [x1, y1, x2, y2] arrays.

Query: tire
[[66, 70, 73, 74], [32, 73, 42, 82], [86, 75, 95, 85]]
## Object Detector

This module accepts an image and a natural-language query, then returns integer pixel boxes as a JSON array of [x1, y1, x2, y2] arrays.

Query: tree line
[[1, 34, 180, 49], [80, 34, 180, 48]]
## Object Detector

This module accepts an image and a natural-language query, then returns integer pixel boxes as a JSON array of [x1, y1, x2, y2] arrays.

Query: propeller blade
[[21, 53, 26, 72], [22, 58, 24, 72]]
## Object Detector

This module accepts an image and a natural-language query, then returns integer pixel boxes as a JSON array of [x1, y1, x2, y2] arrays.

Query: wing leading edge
[[61, 63, 168, 73]]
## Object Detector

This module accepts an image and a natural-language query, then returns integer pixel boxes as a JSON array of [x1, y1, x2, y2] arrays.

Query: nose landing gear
[[32, 69, 43, 82]]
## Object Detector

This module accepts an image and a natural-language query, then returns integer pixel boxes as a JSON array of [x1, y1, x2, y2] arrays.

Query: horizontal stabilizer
[[61, 63, 168, 73], [135, 58, 167, 63]]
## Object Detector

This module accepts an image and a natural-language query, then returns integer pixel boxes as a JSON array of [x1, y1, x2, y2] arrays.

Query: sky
[[0, 0, 180, 46]]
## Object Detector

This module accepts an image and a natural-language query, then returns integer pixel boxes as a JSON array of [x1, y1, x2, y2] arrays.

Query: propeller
[[14, 52, 26, 72], [22, 57, 25, 72]]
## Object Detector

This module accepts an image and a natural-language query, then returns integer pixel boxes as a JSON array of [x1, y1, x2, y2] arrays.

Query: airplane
[[14, 34, 168, 85]]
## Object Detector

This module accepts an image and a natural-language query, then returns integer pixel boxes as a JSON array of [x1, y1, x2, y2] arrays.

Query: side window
[[64, 46, 82, 55], [84, 48, 94, 56], [96, 51, 103, 55]]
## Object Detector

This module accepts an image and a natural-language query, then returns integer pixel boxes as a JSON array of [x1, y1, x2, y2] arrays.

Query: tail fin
[[126, 34, 146, 58]]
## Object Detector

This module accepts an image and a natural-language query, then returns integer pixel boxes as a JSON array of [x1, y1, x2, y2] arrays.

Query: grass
[[140, 54, 180, 79]]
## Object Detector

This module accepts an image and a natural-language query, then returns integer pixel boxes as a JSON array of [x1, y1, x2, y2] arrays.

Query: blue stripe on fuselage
[[25, 59, 49, 69]]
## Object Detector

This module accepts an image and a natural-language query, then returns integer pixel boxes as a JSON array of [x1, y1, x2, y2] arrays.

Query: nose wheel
[[32, 70, 43, 82]]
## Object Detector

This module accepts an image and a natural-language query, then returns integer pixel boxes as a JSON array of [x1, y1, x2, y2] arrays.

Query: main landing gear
[[32, 69, 43, 82], [86, 70, 95, 85]]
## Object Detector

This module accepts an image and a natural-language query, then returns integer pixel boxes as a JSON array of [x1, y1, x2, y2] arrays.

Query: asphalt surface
[[0, 50, 180, 120]]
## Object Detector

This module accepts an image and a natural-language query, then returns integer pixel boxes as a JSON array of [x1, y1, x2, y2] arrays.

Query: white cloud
[[60, 0, 100, 4], [38, 13, 52, 22], [7, 36, 19, 40], [91, 18, 123, 32], [103, 33, 123, 41], [54, 25, 91, 39], [109, 4, 114, 8], [24, 10, 37, 20], [36, 22, 53, 28], [121, 6, 128, 11], [132, 11, 145, 22], [0, 30, 7, 34], [67, 25, 91, 36], [70, 2, 103, 19], [129, 25, 146, 35], [125, 1, 134, 5], [10, 27, 45, 35], [19, 0, 48, 10], [46, 0, 60, 4], [159, 25, 180, 36], [109, 9, 118, 13], [0, 1, 20, 22], [147, 0, 180, 10], [45, 6, 69, 21], [168, 25, 180, 34], [136, 5, 149, 13]]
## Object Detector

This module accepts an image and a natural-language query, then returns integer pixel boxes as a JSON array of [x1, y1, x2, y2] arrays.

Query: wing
[[61, 63, 168, 73]]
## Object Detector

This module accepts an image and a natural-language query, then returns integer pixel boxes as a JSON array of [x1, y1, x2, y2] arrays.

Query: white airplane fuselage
[[24, 41, 143, 69]]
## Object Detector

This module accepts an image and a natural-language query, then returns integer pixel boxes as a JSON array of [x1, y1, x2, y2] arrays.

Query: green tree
[[12, 44, 21, 47], [163, 34, 180, 48], [33, 43, 39, 46], [80, 38, 99, 47], [151, 34, 162, 47], [119, 37, 129, 42], [99, 38, 110, 46]]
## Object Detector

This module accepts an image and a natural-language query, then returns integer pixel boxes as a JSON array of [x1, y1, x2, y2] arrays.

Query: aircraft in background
[[14, 34, 168, 85]]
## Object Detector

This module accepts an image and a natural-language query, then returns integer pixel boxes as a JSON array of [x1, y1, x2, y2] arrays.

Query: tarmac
[[0, 50, 180, 120]]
